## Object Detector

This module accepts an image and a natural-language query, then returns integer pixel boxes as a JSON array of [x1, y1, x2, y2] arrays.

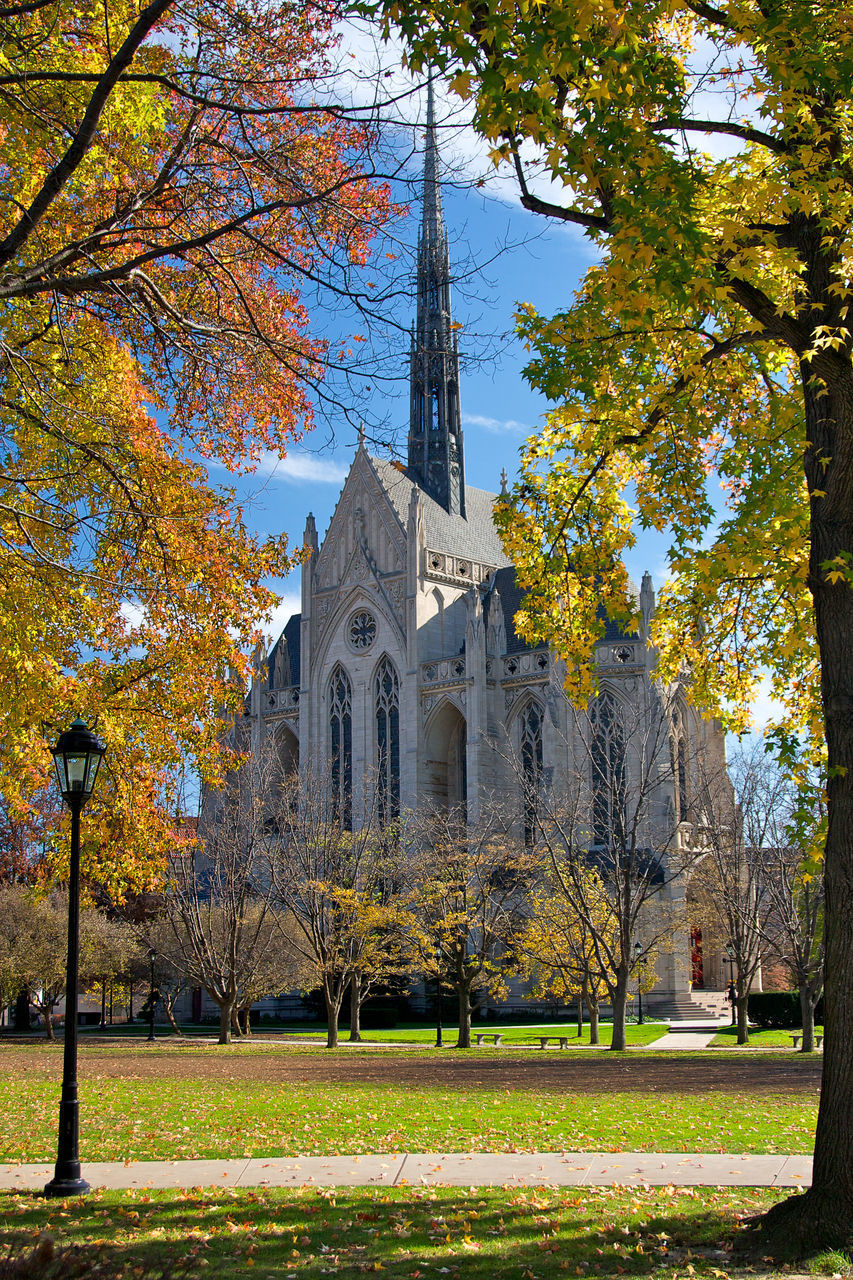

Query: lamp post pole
[[44, 717, 106, 1200], [435, 974, 443, 1048], [147, 949, 157, 1043], [724, 947, 737, 1026], [633, 940, 644, 1026]]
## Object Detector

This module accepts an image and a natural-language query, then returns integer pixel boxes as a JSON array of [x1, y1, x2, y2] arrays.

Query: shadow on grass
[[0, 1184, 821, 1280]]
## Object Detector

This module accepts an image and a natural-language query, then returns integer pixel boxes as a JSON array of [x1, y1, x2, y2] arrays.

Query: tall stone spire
[[407, 79, 466, 517]]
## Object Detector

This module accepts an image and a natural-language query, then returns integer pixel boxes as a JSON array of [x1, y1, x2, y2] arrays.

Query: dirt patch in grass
[[0, 1041, 821, 1094]]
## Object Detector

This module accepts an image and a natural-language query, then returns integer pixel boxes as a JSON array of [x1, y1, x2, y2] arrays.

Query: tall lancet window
[[329, 666, 352, 827], [590, 692, 626, 847], [670, 705, 688, 821], [519, 701, 544, 845], [375, 657, 400, 823]]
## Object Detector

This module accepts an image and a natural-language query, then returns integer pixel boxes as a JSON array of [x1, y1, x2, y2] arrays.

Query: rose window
[[348, 610, 377, 651]]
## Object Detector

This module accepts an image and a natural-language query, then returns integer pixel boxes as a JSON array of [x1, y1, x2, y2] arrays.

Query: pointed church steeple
[[407, 80, 466, 516]]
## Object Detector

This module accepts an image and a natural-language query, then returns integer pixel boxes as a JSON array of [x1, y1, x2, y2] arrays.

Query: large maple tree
[[378, 0, 853, 1249], [0, 0, 390, 891]]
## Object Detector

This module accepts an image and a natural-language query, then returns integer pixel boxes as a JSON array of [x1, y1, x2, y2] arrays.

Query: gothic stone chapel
[[245, 87, 732, 1014]]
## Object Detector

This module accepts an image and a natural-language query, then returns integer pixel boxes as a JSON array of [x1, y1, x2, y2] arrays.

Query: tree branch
[[0, 0, 175, 269], [511, 141, 610, 231], [649, 116, 787, 155]]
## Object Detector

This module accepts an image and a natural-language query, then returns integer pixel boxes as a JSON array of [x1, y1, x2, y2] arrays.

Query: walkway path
[[646, 1022, 721, 1050], [0, 1151, 811, 1193]]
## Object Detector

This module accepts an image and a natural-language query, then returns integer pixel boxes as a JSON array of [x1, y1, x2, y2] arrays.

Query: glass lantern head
[[52, 716, 107, 809]]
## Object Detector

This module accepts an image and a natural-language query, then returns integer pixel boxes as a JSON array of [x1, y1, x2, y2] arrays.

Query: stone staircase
[[645, 990, 728, 1023]]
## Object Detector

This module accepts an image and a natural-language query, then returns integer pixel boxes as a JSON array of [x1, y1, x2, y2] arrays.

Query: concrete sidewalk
[[646, 1028, 720, 1050], [0, 1151, 812, 1193]]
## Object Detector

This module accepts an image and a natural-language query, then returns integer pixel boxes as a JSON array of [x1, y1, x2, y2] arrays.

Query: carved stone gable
[[314, 458, 406, 592]]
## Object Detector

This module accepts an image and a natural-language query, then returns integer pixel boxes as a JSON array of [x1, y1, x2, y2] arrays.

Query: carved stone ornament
[[348, 609, 377, 651]]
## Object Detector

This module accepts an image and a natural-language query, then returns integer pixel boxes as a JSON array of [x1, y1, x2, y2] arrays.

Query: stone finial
[[500, 468, 508, 495], [640, 570, 656, 629], [304, 512, 318, 553]]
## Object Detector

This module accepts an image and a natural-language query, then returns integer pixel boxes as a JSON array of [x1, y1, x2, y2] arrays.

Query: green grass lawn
[[1, 1183, 824, 1280], [0, 1071, 816, 1163], [347, 1022, 669, 1048], [78, 1021, 670, 1048], [710, 1025, 824, 1048]]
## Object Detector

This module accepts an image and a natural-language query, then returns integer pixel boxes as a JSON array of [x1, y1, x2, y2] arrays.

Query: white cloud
[[253, 451, 349, 485], [120, 600, 146, 631], [463, 412, 530, 434]]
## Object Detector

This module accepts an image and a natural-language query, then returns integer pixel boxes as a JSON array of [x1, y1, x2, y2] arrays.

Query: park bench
[[474, 1032, 504, 1046], [536, 1035, 569, 1050], [789, 1033, 823, 1049]]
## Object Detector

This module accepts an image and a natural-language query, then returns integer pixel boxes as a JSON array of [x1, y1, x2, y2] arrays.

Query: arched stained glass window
[[590, 692, 626, 846], [329, 666, 352, 827], [375, 656, 400, 822], [671, 705, 689, 822], [519, 701, 543, 845]]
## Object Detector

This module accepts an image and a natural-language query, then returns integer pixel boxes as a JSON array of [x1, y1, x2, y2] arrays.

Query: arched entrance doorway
[[423, 700, 467, 815]]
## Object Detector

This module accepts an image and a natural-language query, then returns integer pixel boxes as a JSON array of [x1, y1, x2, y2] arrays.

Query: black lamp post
[[435, 973, 443, 1048], [44, 716, 106, 1199], [724, 945, 737, 1026], [147, 949, 157, 1043], [633, 940, 644, 1025]]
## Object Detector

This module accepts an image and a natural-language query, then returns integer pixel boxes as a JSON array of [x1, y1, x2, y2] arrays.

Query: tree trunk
[[44, 1008, 54, 1040], [163, 999, 182, 1035], [218, 1001, 233, 1045], [324, 982, 341, 1048], [609, 971, 629, 1051], [230, 1007, 241, 1037], [349, 974, 362, 1042], [456, 983, 471, 1048], [754, 364, 853, 1250], [800, 986, 816, 1053], [736, 993, 750, 1045], [587, 999, 600, 1046]]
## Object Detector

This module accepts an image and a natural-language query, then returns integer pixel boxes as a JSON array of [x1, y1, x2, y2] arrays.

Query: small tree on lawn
[[333, 887, 414, 1043], [23, 895, 69, 1039], [731, 739, 826, 1052], [161, 748, 297, 1044], [268, 768, 406, 1049], [404, 803, 532, 1049], [693, 744, 806, 1046], [82, 912, 139, 1027], [514, 865, 616, 1045], [506, 689, 693, 1050]]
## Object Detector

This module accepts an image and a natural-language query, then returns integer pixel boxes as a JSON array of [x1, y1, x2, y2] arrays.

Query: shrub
[[747, 990, 824, 1029]]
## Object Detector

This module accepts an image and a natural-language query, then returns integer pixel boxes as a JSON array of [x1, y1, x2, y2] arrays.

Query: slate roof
[[281, 612, 301, 686], [484, 566, 641, 655], [368, 456, 511, 568]]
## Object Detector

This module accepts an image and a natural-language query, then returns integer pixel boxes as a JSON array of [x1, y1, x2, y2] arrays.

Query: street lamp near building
[[45, 717, 106, 1199], [147, 949, 157, 1043], [724, 944, 737, 1026], [633, 940, 644, 1025]]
